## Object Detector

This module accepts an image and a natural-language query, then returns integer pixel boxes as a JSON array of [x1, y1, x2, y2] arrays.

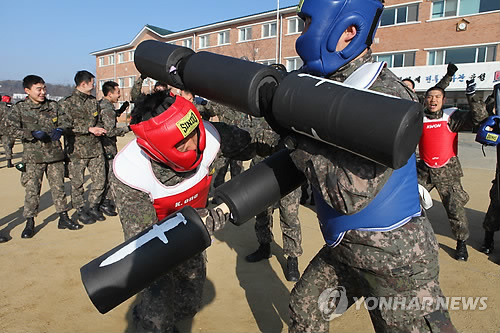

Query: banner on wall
[[390, 62, 500, 92]]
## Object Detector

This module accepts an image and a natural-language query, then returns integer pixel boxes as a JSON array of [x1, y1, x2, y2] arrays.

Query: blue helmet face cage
[[295, 0, 383, 77], [476, 115, 500, 146]]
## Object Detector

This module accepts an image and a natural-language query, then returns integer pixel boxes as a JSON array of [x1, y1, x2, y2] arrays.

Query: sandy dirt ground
[[0, 131, 499, 333]]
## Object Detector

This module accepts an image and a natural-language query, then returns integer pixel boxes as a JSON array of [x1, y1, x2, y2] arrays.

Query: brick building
[[91, 1, 500, 109]]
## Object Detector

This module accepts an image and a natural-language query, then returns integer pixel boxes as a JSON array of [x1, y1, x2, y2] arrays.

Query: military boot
[[99, 199, 117, 216], [77, 207, 96, 225], [480, 231, 495, 254], [7, 159, 13, 168], [285, 256, 300, 282], [58, 211, 83, 230], [21, 217, 35, 238], [0, 235, 9, 243], [245, 243, 271, 262], [455, 240, 468, 261], [88, 205, 106, 221]]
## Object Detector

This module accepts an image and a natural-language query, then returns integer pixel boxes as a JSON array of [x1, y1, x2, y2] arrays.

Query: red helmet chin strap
[[131, 96, 206, 172]]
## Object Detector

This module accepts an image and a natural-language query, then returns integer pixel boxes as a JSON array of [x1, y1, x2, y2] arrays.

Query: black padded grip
[[272, 73, 423, 169], [134, 40, 194, 89], [80, 206, 210, 314], [215, 149, 306, 225]]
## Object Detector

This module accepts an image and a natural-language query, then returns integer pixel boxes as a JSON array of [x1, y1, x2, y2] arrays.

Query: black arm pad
[[272, 73, 423, 169]]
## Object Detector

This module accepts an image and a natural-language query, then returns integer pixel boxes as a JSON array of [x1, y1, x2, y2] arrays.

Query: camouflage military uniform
[[470, 92, 500, 233], [288, 51, 457, 332], [0, 101, 16, 160], [98, 98, 130, 203], [211, 103, 246, 189], [417, 92, 488, 242], [6, 98, 69, 217], [59, 90, 106, 209], [130, 76, 145, 102], [248, 116, 303, 258], [110, 120, 266, 332]]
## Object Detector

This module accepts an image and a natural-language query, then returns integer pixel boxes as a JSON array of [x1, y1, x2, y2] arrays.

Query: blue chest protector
[[313, 154, 421, 247]]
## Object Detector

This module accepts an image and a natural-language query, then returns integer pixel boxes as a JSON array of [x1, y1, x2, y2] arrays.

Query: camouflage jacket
[[289, 50, 431, 271], [6, 98, 68, 163], [0, 102, 10, 134], [112, 121, 271, 238], [417, 95, 488, 183], [99, 98, 130, 156], [130, 77, 144, 103], [59, 89, 104, 159]]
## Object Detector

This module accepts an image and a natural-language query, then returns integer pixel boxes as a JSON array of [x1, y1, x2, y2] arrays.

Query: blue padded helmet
[[295, 0, 383, 77], [476, 115, 500, 146]]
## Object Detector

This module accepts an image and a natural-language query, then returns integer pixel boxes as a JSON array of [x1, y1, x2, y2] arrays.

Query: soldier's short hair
[[74, 70, 95, 86], [402, 78, 415, 90], [102, 81, 119, 97], [425, 86, 446, 98], [23, 75, 45, 89]]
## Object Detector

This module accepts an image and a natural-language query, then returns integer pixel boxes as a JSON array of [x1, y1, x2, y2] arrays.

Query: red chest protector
[[113, 121, 220, 220], [419, 108, 457, 168]]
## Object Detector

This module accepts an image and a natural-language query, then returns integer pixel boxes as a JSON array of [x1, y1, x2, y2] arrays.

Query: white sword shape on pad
[[99, 213, 188, 267]]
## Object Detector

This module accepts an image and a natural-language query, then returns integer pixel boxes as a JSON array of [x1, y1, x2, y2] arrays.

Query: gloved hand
[[50, 128, 64, 141], [196, 207, 229, 235], [466, 79, 476, 95], [447, 63, 458, 77], [115, 101, 130, 117], [31, 130, 50, 142]]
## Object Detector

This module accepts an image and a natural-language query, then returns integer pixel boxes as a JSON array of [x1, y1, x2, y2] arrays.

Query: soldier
[[417, 80, 487, 261], [280, 0, 458, 331], [98, 81, 131, 216], [0, 95, 16, 168], [474, 85, 499, 254], [243, 116, 304, 282], [110, 89, 270, 332], [59, 70, 107, 225], [6, 75, 82, 238]]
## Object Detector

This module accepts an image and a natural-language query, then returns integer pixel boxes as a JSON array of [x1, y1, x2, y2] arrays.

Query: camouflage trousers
[[68, 155, 106, 208], [289, 218, 457, 333], [132, 252, 207, 332], [212, 156, 243, 189], [1, 135, 15, 160], [419, 178, 470, 241], [483, 174, 500, 232], [255, 187, 303, 258], [21, 161, 69, 218], [102, 156, 114, 203]]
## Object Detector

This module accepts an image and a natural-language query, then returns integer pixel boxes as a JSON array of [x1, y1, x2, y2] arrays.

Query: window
[[288, 17, 305, 34], [374, 52, 416, 67], [286, 57, 304, 71], [199, 35, 210, 48], [380, 3, 419, 26], [98, 57, 104, 67], [129, 50, 134, 61], [262, 22, 277, 38], [109, 54, 115, 65], [182, 38, 193, 49], [239, 27, 252, 41], [129, 77, 134, 88], [99, 80, 105, 90], [431, 0, 500, 18], [118, 78, 124, 88], [118, 52, 124, 63], [218, 30, 230, 45], [259, 59, 276, 66], [428, 45, 497, 65]]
